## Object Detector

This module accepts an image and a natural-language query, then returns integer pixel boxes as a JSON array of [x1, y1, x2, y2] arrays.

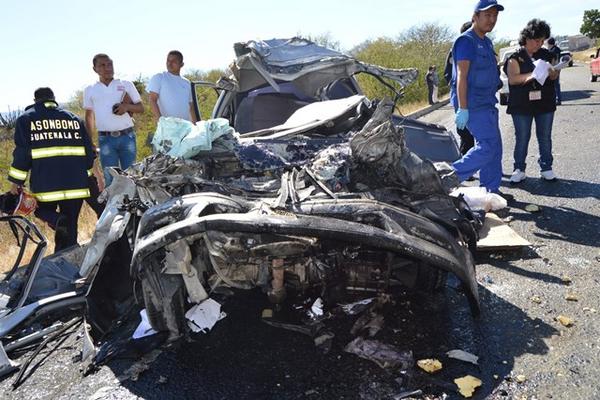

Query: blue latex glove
[[455, 108, 469, 130]]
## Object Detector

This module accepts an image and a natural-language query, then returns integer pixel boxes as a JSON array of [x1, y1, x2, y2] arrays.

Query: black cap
[[33, 87, 55, 103]]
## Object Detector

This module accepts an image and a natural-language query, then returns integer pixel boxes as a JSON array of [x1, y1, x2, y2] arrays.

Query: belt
[[98, 127, 134, 137]]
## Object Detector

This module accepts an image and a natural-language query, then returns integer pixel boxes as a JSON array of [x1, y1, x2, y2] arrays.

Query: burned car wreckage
[[0, 38, 481, 376]]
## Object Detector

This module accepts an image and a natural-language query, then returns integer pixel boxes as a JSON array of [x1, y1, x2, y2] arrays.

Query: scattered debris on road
[[525, 204, 541, 213], [416, 358, 443, 373], [556, 315, 574, 327], [515, 374, 527, 383], [454, 375, 482, 398], [446, 349, 479, 365], [344, 337, 413, 369], [565, 293, 579, 302]]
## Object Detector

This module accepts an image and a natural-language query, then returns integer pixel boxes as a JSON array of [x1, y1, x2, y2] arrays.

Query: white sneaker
[[540, 170, 557, 181], [510, 169, 526, 183]]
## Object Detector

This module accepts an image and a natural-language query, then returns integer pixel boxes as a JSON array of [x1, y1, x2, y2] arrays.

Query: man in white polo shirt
[[147, 50, 197, 123], [83, 53, 144, 186]]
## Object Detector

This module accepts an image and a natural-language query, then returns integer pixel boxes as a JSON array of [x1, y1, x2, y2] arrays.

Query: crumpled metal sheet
[[228, 38, 418, 94], [79, 175, 135, 280], [25, 257, 79, 304], [345, 337, 413, 369], [350, 99, 446, 195], [308, 143, 351, 189]]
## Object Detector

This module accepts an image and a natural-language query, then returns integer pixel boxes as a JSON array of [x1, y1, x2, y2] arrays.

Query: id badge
[[529, 90, 542, 101]]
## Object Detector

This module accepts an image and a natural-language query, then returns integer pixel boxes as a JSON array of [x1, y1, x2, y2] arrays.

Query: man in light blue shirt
[[147, 50, 197, 123]]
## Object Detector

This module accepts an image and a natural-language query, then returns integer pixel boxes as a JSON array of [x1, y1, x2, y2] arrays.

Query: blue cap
[[474, 0, 504, 12]]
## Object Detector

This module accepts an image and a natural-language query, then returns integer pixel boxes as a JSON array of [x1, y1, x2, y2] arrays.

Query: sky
[[1, 0, 596, 109]]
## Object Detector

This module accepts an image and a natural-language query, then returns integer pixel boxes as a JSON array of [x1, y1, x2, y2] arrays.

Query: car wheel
[[140, 259, 187, 338], [592, 75, 598, 82], [499, 93, 508, 106]]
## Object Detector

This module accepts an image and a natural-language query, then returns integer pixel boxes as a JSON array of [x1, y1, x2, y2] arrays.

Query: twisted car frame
[[1, 39, 481, 364]]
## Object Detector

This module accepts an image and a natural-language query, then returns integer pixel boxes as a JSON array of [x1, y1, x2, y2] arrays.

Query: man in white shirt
[[83, 53, 144, 186], [147, 50, 197, 123]]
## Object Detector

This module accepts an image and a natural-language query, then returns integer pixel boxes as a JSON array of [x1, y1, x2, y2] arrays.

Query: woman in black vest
[[504, 19, 559, 183]]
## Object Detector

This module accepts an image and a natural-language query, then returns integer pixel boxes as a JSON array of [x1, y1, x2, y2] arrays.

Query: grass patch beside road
[[572, 49, 597, 64]]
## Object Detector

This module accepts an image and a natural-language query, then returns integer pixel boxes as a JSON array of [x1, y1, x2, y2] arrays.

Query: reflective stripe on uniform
[[87, 169, 93, 177], [31, 146, 86, 159], [8, 167, 28, 180], [34, 188, 90, 202]]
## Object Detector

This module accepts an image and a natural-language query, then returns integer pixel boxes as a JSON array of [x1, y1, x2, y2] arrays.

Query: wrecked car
[[89, 38, 480, 339], [1, 38, 480, 373]]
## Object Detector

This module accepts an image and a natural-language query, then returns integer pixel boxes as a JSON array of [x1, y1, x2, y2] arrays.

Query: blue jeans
[[98, 131, 137, 186], [511, 112, 554, 172]]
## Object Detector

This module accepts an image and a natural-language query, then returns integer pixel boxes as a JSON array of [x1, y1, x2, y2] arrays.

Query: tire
[[568, 61, 573, 67], [499, 93, 508, 106], [140, 261, 187, 337], [592, 75, 598, 82]]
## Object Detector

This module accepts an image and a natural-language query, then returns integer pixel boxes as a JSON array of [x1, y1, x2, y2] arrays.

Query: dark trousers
[[554, 78, 562, 104], [427, 83, 434, 105], [85, 176, 105, 218], [457, 126, 475, 155], [34, 198, 83, 252]]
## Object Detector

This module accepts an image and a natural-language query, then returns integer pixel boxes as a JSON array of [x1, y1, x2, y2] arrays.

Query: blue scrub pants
[[452, 107, 503, 192]]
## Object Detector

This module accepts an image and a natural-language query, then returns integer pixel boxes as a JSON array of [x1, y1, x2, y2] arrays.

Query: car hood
[[219, 37, 418, 95]]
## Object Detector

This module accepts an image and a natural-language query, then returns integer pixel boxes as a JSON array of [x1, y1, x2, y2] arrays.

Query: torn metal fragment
[[446, 349, 479, 365], [344, 337, 413, 369]]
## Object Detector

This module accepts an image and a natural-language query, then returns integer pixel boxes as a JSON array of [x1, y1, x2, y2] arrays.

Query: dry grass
[[0, 203, 98, 275], [572, 49, 597, 64], [397, 94, 449, 116]]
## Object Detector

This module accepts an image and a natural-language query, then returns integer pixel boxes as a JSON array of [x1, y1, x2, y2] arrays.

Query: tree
[[184, 68, 227, 120], [0, 107, 22, 140], [397, 22, 454, 59], [580, 9, 600, 38], [297, 32, 341, 51], [493, 38, 513, 53], [351, 23, 455, 105]]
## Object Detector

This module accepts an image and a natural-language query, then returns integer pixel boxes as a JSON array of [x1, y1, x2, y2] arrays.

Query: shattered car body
[[1, 39, 480, 367], [0, 216, 87, 376], [94, 96, 480, 341]]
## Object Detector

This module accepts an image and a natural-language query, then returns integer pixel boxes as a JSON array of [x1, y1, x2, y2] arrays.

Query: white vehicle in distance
[[498, 46, 519, 106]]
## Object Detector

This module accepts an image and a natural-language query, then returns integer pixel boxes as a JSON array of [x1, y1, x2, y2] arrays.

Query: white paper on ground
[[132, 309, 158, 339], [185, 298, 227, 333]]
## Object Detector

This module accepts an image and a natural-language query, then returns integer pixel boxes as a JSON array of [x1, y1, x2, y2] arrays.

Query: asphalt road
[[0, 63, 598, 400]]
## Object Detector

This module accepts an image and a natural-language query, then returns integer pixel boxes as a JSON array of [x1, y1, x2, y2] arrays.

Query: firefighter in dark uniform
[[7, 88, 96, 251]]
